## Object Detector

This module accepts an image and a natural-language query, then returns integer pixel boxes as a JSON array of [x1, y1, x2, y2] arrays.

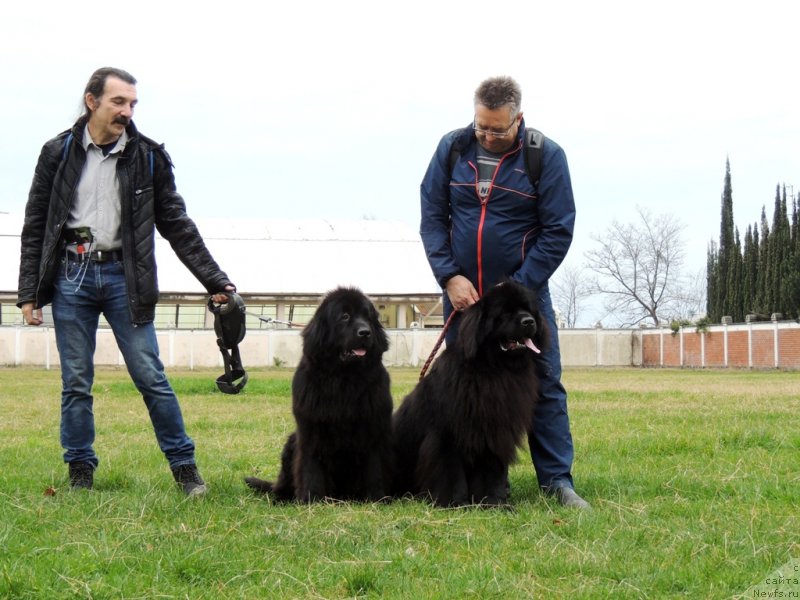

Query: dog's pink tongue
[[524, 338, 541, 354], [352, 349, 367, 357]]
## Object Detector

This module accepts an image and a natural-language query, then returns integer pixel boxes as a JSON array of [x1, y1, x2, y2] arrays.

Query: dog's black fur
[[245, 287, 393, 502], [391, 281, 547, 507]]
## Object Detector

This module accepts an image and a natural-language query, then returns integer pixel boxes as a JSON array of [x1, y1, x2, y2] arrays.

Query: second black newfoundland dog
[[392, 281, 546, 507], [245, 287, 393, 502]]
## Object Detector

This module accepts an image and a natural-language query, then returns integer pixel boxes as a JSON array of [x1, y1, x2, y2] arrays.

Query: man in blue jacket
[[420, 75, 589, 509]]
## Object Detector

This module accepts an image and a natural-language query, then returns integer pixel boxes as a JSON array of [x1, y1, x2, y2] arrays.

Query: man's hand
[[210, 284, 237, 304], [21, 302, 43, 326], [445, 275, 479, 311]]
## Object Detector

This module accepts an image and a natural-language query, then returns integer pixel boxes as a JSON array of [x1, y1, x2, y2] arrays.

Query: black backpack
[[449, 127, 545, 188]]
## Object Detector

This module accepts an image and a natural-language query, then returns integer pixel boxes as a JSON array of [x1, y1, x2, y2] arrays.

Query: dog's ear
[[455, 303, 484, 360], [301, 298, 331, 356]]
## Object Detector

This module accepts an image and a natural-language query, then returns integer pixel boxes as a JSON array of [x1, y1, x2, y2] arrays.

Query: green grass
[[1, 367, 798, 599]]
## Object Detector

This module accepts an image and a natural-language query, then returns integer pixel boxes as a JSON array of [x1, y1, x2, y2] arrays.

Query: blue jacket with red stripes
[[420, 118, 576, 297]]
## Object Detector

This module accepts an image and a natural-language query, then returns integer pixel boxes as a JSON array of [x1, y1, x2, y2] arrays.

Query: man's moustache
[[113, 117, 130, 126]]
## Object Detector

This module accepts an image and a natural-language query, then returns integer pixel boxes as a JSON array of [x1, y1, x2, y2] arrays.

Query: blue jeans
[[443, 285, 575, 490], [52, 258, 196, 469]]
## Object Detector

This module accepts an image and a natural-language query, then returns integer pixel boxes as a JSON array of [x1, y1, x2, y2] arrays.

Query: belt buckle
[[94, 250, 106, 262]]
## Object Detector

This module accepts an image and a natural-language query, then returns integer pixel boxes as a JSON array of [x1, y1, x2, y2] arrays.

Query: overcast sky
[[2, 0, 798, 308]]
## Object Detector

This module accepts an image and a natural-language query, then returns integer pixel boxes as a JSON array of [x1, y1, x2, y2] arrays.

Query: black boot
[[171, 463, 208, 497], [68, 462, 94, 490]]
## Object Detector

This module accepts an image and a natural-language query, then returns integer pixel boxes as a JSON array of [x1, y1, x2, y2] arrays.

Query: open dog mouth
[[340, 348, 367, 360], [500, 338, 541, 354]]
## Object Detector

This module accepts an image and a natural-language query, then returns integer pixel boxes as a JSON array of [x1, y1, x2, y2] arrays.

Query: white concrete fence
[[1, 326, 643, 369]]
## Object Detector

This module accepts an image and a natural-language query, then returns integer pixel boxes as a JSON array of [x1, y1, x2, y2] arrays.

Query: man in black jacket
[[17, 67, 235, 496]]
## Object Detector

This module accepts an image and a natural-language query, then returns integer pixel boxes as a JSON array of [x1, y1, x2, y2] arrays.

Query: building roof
[[0, 213, 442, 299]]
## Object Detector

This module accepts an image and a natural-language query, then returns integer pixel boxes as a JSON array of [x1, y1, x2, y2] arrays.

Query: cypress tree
[[706, 241, 719, 321], [727, 227, 744, 321], [781, 189, 800, 318], [755, 207, 772, 314], [715, 159, 735, 321], [741, 224, 757, 315], [770, 186, 787, 314], [707, 163, 798, 320]]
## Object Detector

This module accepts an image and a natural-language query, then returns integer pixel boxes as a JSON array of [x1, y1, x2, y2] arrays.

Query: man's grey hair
[[473, 76, 522, 116]]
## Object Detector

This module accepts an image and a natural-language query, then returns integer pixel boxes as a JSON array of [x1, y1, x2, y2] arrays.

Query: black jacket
[[17, 118, 233, 324]]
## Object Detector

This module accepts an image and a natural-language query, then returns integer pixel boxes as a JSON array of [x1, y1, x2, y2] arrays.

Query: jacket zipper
[[472, 140, 522, 297]]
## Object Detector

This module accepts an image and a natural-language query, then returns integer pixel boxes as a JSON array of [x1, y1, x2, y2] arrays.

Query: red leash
[[418, 311, 458, 381]]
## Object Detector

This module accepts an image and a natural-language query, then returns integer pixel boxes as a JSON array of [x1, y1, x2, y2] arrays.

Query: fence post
[[700, 329, 705, 368], [723, 321, 729, 367], [773, 316, 780, 368]]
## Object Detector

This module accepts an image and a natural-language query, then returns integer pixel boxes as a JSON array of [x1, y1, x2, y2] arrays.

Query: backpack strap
[[448, 133, 468, 174], [523, 128, 545, 187], [61, 132, 74, 162], [448, 127, 546, 188]]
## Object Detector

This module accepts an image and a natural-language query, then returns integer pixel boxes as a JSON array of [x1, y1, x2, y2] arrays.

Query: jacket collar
[[71, 117, 140, 150]]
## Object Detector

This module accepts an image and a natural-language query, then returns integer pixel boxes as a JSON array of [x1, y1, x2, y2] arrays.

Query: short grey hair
[[473, 76, 522, 116]]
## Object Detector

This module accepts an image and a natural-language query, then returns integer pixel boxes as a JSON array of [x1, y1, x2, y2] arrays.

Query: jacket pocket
[[133, 185, 154, 209]]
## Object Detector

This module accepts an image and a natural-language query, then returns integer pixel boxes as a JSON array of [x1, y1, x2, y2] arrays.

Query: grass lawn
[[1, 366, 798, 599]]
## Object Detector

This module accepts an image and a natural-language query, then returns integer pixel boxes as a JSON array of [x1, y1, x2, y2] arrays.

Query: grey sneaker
[[171, 464, 208, 497], [68, 462, 94, 490], [551, 486, 591, 510]]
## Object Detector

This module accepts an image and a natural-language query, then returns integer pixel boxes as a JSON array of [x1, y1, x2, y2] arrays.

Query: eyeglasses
[[472, 116, 519, 138]]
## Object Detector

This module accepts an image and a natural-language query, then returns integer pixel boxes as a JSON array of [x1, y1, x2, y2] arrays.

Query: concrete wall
[[0, 326, 450, 370], [3, 321, 799, 370]]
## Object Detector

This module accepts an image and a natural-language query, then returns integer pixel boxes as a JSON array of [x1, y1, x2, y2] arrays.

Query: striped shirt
[[476, 145, 503, 199]]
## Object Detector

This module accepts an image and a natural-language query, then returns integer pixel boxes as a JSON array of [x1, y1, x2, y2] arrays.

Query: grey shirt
[[65, 125, 126, 251], [476, 144, 503, 200]]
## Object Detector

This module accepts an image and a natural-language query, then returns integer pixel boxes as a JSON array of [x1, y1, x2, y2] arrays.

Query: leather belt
[[66, 249, 123, 263]]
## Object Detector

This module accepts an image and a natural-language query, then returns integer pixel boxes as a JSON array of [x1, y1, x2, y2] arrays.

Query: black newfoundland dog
[[245, 287, 393, 502], [392, 281, 546, 507]]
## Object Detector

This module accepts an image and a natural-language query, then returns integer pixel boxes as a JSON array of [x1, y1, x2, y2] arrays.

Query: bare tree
[[550, 263, 591, 328], [585, 207, 699, 327], [670, 266, 708, 322]]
